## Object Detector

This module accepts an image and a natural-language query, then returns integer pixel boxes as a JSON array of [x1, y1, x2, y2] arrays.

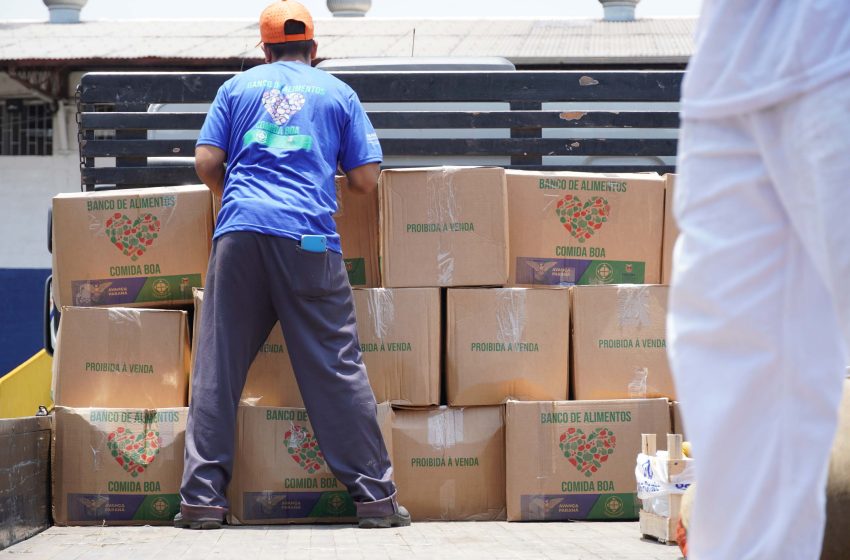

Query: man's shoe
[[173, 512, 223, 530], [358, 505, 411, 529]]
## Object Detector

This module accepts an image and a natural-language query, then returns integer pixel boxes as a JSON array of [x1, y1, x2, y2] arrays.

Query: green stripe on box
[[136, 274, 202, 303], [577, 262, 645, 285], [587, 492, 639, 520], [133, 494, 181, 521], [308, 491, 356, 517]]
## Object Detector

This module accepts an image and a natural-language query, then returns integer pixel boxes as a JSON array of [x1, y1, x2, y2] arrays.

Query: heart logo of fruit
[[284, 425, 325, 474], [559, 427, 616, 478], [262, 89, 306, 126], [105, 213, 160, 261], [107, 426, 161, 478], [555, 195, 610, 243]]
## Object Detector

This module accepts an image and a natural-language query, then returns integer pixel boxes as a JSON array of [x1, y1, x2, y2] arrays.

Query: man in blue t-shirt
[[176, 0, 409, 530]]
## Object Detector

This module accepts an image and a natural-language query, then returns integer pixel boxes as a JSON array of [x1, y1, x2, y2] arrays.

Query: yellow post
[[0, 351, 53, 418]]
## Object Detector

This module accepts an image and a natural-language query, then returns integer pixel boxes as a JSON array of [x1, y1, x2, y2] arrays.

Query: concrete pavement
[[1, 522, 683, 560]]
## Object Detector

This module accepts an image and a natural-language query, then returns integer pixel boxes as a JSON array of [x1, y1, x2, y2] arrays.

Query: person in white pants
[[668, 1, 850, 558]]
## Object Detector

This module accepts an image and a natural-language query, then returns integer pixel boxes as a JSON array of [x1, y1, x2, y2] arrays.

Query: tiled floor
[[1, 522, 683, 559]]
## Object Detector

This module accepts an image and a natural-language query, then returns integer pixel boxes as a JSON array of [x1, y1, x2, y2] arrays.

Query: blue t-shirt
[[197, 61, 382, 252]]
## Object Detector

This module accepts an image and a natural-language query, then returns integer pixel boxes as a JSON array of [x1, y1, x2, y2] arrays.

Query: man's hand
[[345, 162, 380, 195], [195, 145, 227, 199]]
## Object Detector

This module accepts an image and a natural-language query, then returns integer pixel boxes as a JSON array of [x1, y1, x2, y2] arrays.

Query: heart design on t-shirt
[[106, 426, 161, 478], [559, 427, 616, 478], [555, 194, 610, 244], [284, 425, 325, 474], [104, 213, 160, 261], [262, 89, 306, 126]]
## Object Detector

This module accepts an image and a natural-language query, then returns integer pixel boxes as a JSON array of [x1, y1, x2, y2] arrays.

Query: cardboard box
[[505, 398, 670, 521], [446, 288, 570, 405], [228, 403, 393, 525], [571, 285, 676, 400], [661, 174, 679, 285], [353, 288, 441, 406], [334, 176, 380, 287], [392, 406, 506, 521], [52, 185, 214, 309], [505, 171, 664, 286], [379, 167, 509, 287], [53, 407, 187, 525], [0, 416, 51, 549], [191, 289, 302, 407], [52, 307, 189, 408]]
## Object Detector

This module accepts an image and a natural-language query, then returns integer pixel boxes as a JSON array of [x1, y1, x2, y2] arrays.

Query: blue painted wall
[[0, 269, 50, 376]]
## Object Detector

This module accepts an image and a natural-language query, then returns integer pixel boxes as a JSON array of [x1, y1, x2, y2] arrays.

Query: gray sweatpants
[[180, 231, 397, 521]]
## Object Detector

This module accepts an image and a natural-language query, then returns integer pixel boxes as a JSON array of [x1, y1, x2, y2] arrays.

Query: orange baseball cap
[[259, 0, 315, 44]]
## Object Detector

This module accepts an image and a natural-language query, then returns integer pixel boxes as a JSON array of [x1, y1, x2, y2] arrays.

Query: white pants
[[669, 75, 850, 560]]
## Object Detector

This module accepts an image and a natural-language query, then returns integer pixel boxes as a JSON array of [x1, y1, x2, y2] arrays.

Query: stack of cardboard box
[[373, 167, 676, 522], [49, 166, 683, 526], [47, 177, 395, 527], [50, 184, 213, 525], [363, 167, 511, 521], [375, 167, 680, 522], [502, 170, 678, 521]]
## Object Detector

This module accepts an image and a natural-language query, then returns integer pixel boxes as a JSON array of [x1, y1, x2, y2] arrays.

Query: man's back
[[199, 61, 381, 252]]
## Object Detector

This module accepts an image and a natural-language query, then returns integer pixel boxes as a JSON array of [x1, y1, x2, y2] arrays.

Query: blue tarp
[[0, 268, 50, 376]]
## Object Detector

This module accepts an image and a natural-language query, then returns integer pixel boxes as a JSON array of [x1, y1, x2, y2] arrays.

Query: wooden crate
[[639, 433, 686, 545]]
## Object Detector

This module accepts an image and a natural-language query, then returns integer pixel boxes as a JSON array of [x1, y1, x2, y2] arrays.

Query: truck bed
[[1, 408, 684, 559], [1, 522, 681, 559], [5, 68, 689, 559]]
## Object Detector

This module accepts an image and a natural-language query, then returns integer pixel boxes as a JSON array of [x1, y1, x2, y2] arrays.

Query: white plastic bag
[[635, 451, 695, 517]]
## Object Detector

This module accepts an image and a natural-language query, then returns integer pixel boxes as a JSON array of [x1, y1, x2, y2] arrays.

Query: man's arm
[[345, 162, 380, 195], [195, 145, 227, 199]]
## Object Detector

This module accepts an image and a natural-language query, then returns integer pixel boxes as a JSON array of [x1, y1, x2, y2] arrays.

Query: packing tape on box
[[496, 289, 528, 344], [428, 408, 464, 448], [619, 286, 652, 397], [439, 479, 457, 519], [522, 403, 561, 521], [428, 168, 460, 285], [436, 251, 455, 285], [628, 367, 649, 398], [156, 414, 180, 460], [539, 184, 567, 216], [107, 308, 143, 365], [617, 285, 651, 328], [334, 178, 346, 217], [538, 402, 560, 478], [107, 307, 143, 326], [366, 288, 395, 340], [91, 435, 105, 472]]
